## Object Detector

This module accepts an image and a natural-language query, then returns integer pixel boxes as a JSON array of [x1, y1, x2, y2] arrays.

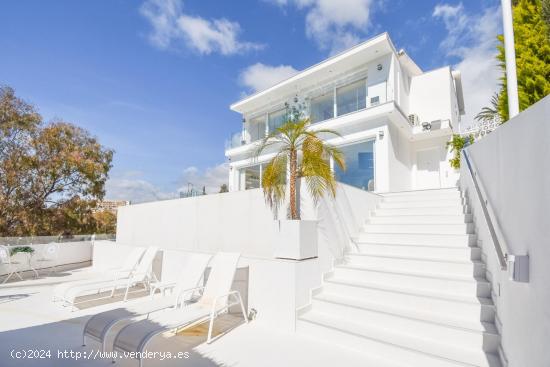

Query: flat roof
[[231, 33, 410, 114]]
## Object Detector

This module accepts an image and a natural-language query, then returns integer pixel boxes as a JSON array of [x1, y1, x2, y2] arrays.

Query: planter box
[[273, 220, 318, 260]]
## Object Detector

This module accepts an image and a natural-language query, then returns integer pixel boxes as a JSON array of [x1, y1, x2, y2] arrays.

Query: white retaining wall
[[116, 182, 381, 330], [460, 96, 550, 367]]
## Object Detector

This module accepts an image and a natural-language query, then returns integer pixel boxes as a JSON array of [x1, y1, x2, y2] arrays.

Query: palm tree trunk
[[289, 148, 299, 220]]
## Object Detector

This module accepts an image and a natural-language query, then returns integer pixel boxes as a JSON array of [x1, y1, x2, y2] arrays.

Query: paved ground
[[0, 266, 386, 367]]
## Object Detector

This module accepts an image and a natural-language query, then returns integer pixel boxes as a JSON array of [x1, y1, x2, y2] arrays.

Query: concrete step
[[368, 214, 473, 224], [343, 253, 484, 277], [379, 200, 464, 209], [354, 232, 477, 246], [381, 188, 460, 196], [374, 206, 470, 216], [356, 243, 482, 261], [362, 223, 474, 234], [309, 293, 499, 351], [297, 311, 501, 367], [380, 191, 463, 203], [321, 278, 494, 321], [331, 264, 489, 297]]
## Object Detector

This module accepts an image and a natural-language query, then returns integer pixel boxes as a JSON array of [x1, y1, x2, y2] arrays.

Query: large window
[[334, 140, 375, 191], [310, 92, 334, 123], [268, 109, 287, 132], [337, 79, 366, 116], [248, 115, 266, 142], [242, 164, 262, 190]]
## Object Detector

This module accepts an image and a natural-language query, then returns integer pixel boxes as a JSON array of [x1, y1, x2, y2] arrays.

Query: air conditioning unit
[[430, 119, 442, 130], [408, 114, 419, 126]]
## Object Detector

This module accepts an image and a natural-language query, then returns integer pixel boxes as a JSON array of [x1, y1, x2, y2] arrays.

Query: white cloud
[[269, 0, 376, 54], [105, 175, 177, 203], [433, 3, 502, 130], [177, 163, 229, 195], [106, 163, 229, 203], [239, 63, 299, 93], [140, 0, 263, 55]]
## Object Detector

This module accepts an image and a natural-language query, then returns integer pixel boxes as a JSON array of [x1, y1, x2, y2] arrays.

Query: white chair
[[0, 245, 23, 284], [52, 246, 146, 302], [111, 252, 248, 367], [34, 242, 60, 275], [82, 252, 212, 352], [59, 247, 159, 310]]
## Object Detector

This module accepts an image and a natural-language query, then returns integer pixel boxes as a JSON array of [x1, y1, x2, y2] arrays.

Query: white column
[[501, 0, 520, 118]]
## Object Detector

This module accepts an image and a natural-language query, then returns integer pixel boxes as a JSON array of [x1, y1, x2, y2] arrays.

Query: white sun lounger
[[58, 247, 159, 310], [112, 252, 247, 367], [52, 246, 146, 302], [82, 252, 212, 352]]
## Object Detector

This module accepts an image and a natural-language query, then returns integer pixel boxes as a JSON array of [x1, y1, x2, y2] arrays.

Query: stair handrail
[[462, 149, 508, 270]]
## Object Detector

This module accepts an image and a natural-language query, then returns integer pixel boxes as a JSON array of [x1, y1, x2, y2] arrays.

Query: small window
[[268, 109, 287, 132], [310, 92, 334, 123], [337, 79, 366, 116], [248, 115, 266, 142]]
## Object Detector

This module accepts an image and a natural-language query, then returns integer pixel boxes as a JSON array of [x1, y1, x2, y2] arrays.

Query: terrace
[[0, 243, 379, 367]]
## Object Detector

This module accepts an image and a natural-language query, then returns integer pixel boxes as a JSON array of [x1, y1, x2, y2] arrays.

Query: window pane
[[268, 109, 287, 132], [243, 165, 261, 190], [310, 92, 334, 123], [334, 140, 375, 191], [248, 116, 266, 142], [337, 79, 366, 116]]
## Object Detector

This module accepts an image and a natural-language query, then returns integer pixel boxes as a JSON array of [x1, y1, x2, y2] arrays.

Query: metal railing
[[462, 149, 508, 270]]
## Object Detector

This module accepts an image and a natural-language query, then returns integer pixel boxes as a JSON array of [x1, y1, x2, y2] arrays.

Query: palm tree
[[255, 118, 345, 220], [475, 93, 500, 123]]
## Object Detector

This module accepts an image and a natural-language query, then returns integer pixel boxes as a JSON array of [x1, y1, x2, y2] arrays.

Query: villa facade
[[225, 33, 465, 193]]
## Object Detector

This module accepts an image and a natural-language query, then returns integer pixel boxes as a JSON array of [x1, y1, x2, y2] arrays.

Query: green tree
[[446, 134, 474, 169], [0, 86, 114, 236], [255, 117, 345, 220], [497, 0, 550, 121]]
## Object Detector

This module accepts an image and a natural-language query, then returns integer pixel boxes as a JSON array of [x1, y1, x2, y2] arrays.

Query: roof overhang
[[452, 70, 466, 115], [230, 33, 397, 114]]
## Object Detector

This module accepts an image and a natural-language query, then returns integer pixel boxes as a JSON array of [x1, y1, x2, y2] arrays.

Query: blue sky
[[0, 0, 502, 202]]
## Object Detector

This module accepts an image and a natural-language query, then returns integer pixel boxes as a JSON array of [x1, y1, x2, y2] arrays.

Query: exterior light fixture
[[377, 64, 383, 71], [378, 130, 384, 139]]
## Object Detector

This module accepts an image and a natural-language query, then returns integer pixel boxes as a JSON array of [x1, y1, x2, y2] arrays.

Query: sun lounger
[[52, 246, 145, 302], [58, 246, 159, 310], [82, 252, 212, 351], [111, 252, 247, 367]]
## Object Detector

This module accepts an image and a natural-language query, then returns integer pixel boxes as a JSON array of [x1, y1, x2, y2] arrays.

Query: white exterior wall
[[367, 55, 392, 107], [116, 183, 381, 330], [409, 67, 455, 124], [460, 97, 550, 367], [387, 123, 412, 192]]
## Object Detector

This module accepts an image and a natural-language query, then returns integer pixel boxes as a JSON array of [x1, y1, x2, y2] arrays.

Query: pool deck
[[0, 267, 392, 367]]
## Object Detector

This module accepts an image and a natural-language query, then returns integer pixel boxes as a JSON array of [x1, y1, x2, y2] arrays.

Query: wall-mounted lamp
[[377, 64, 383, 71], [378, 130, 384, 139]]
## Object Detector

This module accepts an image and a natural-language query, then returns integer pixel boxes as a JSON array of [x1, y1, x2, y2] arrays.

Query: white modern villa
[[226, 33, 464, 193], [1, 33, 549, 367]]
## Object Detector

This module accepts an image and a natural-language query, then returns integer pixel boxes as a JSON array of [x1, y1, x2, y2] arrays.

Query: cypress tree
[[497, 0, 550, 121]]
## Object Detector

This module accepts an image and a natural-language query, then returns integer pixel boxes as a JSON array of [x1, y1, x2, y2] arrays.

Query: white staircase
[[297, 187, 502, 367]]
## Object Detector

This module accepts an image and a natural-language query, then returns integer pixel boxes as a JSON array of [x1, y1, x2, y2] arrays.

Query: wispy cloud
[[239, 63, 299, 93], [140, 0, 263, 55], [177, 162, 229, 194], [433, 2, 502, 130], [106, 163, 229, 203], [268, 0, 380, 54]]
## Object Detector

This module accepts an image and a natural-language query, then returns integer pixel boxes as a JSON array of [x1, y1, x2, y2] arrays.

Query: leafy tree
[[497, 0, 550, 121], [446, 134, 474, 169], [0, 86, 114, 236], [542, 0, 550, 30], [219, 183, 228, 193], [255, 117, 345, 220]]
